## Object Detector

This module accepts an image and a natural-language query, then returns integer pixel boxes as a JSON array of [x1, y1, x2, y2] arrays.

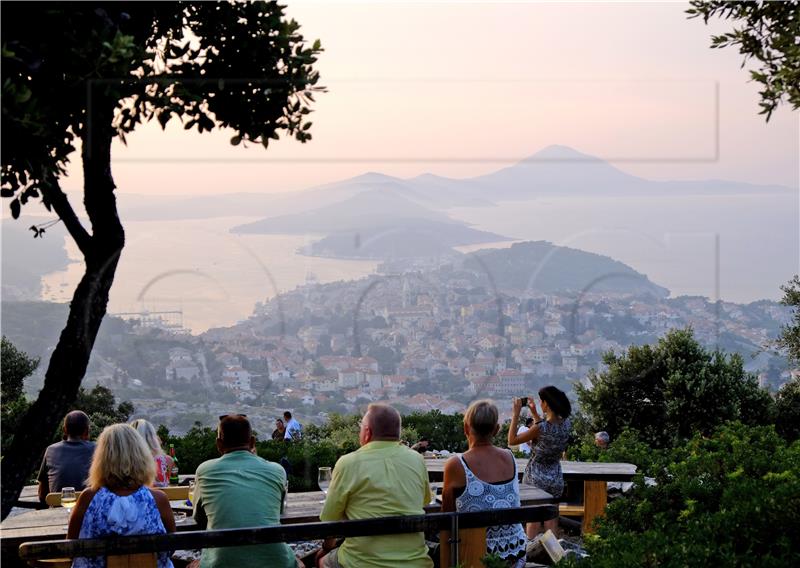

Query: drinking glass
[[61, 487, 77, 510], [61, 487, 76, 530], [429, 482, 438, 505], [318, 467, 332, 504]]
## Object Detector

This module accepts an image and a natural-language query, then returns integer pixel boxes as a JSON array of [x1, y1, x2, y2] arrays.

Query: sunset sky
[[53, 1, 798, 199]]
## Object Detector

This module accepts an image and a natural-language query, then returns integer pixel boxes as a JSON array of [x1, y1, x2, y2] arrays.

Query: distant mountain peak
[[522, 145, 601, 163], [348, 171, 401, 183]]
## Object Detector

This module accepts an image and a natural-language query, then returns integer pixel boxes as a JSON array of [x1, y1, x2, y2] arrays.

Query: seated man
[[38, 410, 95, 503], [318, 403, 433, 568], [192, 415, 298, 568]]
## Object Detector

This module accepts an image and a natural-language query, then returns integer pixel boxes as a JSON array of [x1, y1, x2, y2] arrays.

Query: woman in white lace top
[[441, 400, 527, 568]]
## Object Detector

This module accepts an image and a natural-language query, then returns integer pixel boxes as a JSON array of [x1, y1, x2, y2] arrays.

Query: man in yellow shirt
[[318, 403, 433, 568]]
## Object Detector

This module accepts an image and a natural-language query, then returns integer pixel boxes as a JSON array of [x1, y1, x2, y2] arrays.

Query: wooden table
[[1, 485, 555, 560], [425, 458, 637, 534]]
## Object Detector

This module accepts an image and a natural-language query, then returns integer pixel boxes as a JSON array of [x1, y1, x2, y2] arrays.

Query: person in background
[[410, 439, 430, 453], [283, 411, 302, 441], [192, 415, 298, 568], [130, 419, 174, 488], [594, 431, 610, 449], [515, 417, 535, 456], [38, 410, 95, 503], [68, 424, 175, 568], [508, 386, 572, 539], [272, 418, 286, 441], [317, 403, 433, 568], [441, 400, 527, 567]]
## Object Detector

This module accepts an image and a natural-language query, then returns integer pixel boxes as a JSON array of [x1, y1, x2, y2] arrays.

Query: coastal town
[[66, 259, 794, 435]]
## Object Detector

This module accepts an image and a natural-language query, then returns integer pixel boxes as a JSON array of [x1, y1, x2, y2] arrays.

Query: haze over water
[[39, 191, 797, 333]]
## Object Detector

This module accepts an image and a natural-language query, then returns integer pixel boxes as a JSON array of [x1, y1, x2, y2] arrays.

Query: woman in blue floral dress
[[508, 386, 572, 538], [67, 424, 176, 568]]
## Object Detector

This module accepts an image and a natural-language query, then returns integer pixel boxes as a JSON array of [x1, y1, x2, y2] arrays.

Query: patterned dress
[[455, 451, 527, 567], [73, 486, 173, 568], [523, 418, 572, 498]]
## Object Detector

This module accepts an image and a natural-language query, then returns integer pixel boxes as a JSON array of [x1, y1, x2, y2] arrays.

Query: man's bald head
[[364, 403, 401, 441], [64, 411, 90, 439]]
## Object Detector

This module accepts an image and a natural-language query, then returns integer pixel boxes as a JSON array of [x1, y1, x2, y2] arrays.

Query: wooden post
[[440, 527, 486, 568], [582, 480, 607, 534], [458, 528, 487, 568], [107, 554, 157, 568]]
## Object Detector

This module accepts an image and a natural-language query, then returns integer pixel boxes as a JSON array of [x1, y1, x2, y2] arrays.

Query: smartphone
[[520, 397, 528, 407]]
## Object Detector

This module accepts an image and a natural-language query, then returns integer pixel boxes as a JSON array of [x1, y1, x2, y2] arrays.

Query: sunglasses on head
[[219, 413, 248, 421]]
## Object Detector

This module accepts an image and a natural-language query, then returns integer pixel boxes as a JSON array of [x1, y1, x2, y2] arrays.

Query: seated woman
[[508, 386, 572, 539], [68, 423, 176, 568], [441, 400, 527, 568], [131, 418, 174, 488]]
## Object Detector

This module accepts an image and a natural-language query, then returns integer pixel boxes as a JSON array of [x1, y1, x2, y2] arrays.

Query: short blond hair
[[88, 424, 155, 491], [464, 399, 499, 439]]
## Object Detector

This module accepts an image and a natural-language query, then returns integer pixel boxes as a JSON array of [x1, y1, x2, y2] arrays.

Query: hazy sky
[[56, 1, 798, 198]]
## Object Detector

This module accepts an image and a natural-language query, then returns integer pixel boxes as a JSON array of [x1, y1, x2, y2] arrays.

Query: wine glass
[[318, 467, 332, 504], [61, 487, 76, 531], [429, 482, 438, 506]]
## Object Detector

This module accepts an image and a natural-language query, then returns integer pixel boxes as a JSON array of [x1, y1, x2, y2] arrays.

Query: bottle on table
[[169, 443, 180, 485]]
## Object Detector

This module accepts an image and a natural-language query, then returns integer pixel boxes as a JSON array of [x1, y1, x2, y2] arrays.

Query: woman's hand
[[512, 397, 523, 416], [529, 398, 541, 420]]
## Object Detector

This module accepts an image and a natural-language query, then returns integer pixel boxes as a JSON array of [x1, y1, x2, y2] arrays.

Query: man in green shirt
[[318, 403, 433, 568], [193, 415, 298, 568]]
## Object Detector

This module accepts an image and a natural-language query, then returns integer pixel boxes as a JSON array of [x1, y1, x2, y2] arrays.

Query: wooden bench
[[17, 505, 558, 568]]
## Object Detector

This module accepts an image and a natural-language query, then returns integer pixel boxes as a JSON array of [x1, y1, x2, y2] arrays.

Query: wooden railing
[[19, 505, 558, 568]]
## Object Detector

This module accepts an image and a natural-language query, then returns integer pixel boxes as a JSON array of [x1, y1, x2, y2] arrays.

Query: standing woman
[[131, 419, 173, 488], [508, 386, 572, 538], [68, 424, 176, 568]]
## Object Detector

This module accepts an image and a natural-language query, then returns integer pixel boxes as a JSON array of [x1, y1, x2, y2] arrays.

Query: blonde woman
[[441, 400, 527, 567], [131, 418, 173, 488], [68, 424, 176, 568]]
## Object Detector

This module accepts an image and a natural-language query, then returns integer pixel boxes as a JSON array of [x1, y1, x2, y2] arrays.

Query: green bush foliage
[[1, 336, 38, 455], [404, 410, 467, 452], [563, 422, 800, 567], [576, 328, 773, 449], [773, 376, 800, 442], [568, 428, 667, 478]]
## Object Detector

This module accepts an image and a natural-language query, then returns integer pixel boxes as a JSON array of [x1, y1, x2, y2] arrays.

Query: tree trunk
[[0, 99, 124, 520]]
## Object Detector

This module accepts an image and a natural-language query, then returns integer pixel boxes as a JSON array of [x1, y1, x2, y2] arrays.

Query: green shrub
[[774, 376, 800, 442], [568, 428, 667, 478], [563, 422, 800, 567], [404, 409, 468, 452], [576, 329, 774, 449]]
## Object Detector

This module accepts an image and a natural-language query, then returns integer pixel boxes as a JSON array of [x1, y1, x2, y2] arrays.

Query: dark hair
[[218, 415, 252, 448], [276, 418, 284, 424], [538, 385, 571, 418], [283, 411, 292, 420], [525, 417, 535, 428], [64, 411, 90, 438]]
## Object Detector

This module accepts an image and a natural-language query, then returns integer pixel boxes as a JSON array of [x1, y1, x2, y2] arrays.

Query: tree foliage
[[2, 1, 323, 215], [0, 1, 322, 519], [563, 423, 800, 567], [1, 337, 39, 454], [0, 336, 39, 403], [776, 274, 800, 365], [575, 328, 773, 448], [774, 376, 800, 442], [687, 1, 800, 120]]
